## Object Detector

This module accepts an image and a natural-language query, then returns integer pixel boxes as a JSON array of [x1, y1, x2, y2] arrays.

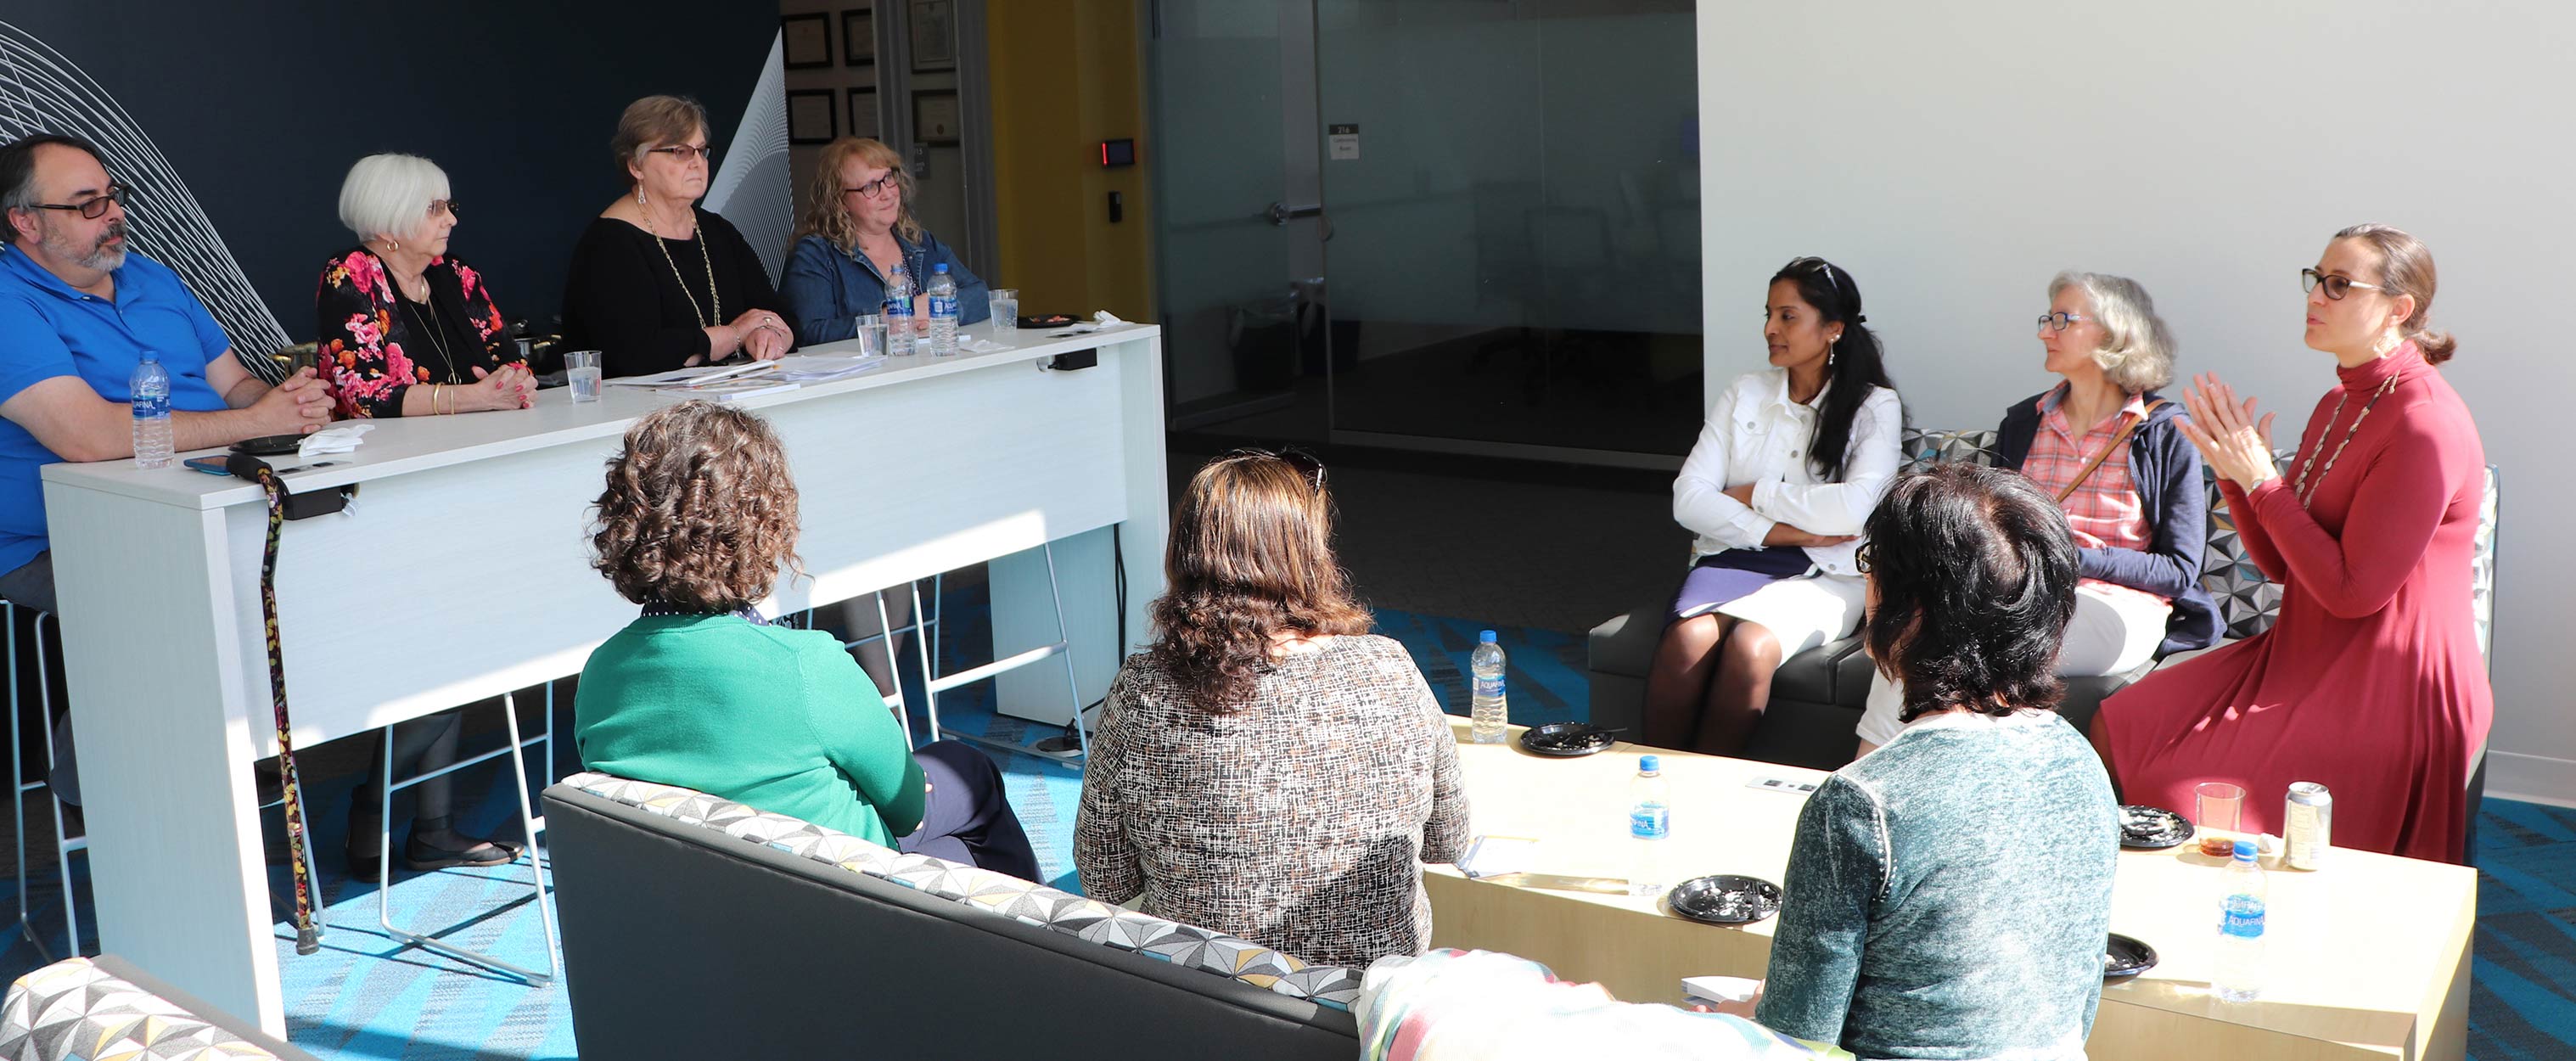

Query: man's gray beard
[[39, 221, 126, 272]]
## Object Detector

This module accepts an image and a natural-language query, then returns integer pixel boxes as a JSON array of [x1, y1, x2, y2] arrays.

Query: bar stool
[[7, 602, 328, 960], [366, 691, 558, 985], [929, 544, 1092, 760]]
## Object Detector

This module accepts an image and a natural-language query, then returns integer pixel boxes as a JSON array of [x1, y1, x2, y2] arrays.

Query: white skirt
[[1712, 573, 1868, 657]]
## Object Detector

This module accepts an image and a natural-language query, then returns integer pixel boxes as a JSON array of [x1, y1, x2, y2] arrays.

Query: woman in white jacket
[[1642, 257, 1904, 755]]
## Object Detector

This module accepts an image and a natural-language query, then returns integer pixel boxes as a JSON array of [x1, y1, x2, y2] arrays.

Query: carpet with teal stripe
[[0, 602, 2568, 1059]]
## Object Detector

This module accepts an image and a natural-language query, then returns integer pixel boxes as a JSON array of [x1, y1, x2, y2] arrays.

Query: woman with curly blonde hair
[[1074, 450, 1471, 967], [573, 401, 1037, 874], [778, 136, 990, 345]]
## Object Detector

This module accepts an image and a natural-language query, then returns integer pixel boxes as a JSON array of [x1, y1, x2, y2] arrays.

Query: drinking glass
[[2195, 782, 2246, 856], [564, 350, 603, 402], [989, 289, 1019, 332], [854, 314, 888, 357]]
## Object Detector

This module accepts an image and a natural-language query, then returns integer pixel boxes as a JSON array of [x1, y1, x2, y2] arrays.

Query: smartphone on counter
[[183, 456, 231, 476]]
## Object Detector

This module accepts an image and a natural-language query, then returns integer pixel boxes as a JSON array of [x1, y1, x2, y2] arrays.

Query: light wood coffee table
[[1423, 721, 2473, 1061]]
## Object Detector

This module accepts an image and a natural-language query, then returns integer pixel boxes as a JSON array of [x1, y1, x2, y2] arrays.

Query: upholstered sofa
[[542, 773, 1362, 1060], [1, 954, 321, 1060], [1588, 429, 2499, 777]]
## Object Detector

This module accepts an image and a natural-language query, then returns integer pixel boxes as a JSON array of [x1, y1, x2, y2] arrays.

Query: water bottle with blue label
[[2214, 839, 2266, 1002], [927, 263, 959, 357], [1630, 755, 1670, 897], [131, 352, 172, 469], [883, 262, 914, 345], [1470, 630, 1507, 744]]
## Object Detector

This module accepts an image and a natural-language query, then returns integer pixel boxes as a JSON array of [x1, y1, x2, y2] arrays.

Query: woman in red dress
[[2091, 224, 2490, 863]]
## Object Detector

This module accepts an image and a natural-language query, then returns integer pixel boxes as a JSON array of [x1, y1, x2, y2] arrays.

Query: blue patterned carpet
[[0, 591, 2568, 1059]]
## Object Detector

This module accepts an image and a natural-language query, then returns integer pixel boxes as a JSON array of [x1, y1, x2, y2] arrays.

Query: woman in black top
[[317, 153, 534, 418], [561, 95, 794, 378]]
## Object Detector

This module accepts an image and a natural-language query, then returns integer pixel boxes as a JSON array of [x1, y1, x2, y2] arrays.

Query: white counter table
[[40, 322, 1166, 1033]]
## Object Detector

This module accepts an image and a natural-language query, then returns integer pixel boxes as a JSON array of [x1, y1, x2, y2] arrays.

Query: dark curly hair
[[590, 401, 803, 612], [1147, 451, 1373, 712], [1863, 463, 2078, 722]]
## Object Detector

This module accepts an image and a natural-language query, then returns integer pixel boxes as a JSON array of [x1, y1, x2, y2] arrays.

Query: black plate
[[228, 433, 305, 457], [1667, 874, 1782, 925], [2105, 933, 2158, 980], [2119, 805, 2195, 850], [1519, 722, 1617, 757]]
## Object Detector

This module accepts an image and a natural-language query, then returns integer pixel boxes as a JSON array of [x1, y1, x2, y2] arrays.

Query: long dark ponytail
[[1771, 256, 1900, 480]]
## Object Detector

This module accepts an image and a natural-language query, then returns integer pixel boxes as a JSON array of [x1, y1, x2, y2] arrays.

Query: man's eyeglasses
[[18, 182, 130, 221], [2037, 311, 2089, 332], [844, 173, 901, 200], [2301, 268, 2386, 301], [647, 144, 716, 164]]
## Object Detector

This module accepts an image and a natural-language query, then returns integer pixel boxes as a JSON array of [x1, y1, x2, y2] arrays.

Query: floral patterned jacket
[[314, 248, 519, 418]]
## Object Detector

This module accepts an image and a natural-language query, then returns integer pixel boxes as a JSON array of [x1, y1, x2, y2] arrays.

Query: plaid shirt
[[2023, 387, 2169, 605]]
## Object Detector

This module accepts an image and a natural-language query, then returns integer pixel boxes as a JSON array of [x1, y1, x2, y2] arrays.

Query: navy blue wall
[[0, 3, 772, 340]]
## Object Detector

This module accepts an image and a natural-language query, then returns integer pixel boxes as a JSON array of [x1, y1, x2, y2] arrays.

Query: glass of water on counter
[[989, 289, 1019, 333], [565, 350, 603, 402], [854, 314, 888, 357]]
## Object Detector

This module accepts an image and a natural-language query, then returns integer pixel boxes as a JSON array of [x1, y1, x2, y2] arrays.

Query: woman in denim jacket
[[1752, 463, 2119, 1059], [779, 137, 989, 345]]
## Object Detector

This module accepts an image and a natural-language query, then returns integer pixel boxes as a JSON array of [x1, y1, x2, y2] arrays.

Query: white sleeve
[[1673, 382, 1775, 549], [1751, 388, 1904, 536], [1855, 666, 1907, 749]]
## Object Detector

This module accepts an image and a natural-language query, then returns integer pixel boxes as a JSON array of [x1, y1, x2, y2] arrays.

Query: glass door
[[1150, 1, 1333, 446]]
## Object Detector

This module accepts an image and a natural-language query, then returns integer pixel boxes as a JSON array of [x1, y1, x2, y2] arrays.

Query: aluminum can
[[2285, 782, 2332, 870]]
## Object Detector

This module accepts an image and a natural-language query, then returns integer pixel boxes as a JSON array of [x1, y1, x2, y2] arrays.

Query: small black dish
[[229, 434, 305, 457], [2104, 933, 2157, 980], [2119, 805, 2195, 850], [1667, 874, 1782, 925], [1519, 722, 1617, 757]]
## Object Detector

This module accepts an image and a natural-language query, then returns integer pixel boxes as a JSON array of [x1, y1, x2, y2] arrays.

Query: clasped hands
[[2176, 372, 2280, 491], [732, 309, 792, 361], [1721, 482, 1855, 549]]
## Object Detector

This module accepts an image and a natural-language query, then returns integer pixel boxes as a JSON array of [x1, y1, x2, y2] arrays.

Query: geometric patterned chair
[[0, 954, 321, 1060]]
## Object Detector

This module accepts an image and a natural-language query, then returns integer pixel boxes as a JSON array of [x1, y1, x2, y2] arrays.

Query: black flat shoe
[[401, 834, 525, 872]]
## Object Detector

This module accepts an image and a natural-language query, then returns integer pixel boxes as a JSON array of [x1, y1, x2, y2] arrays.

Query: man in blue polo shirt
[[0, 133, 331, 806], [0, 133, 331, 615]]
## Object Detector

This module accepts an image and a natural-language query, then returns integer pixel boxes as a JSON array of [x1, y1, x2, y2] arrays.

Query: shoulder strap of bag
[[2052, 400, 2165, 504]]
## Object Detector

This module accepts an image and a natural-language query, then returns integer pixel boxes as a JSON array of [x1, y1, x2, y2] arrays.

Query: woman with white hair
[[315, 153, 534, 418], [1855, 272, 2217, 755]]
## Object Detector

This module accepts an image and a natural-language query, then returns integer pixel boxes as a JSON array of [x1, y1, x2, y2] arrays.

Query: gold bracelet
[[432, 384, 445, 415]]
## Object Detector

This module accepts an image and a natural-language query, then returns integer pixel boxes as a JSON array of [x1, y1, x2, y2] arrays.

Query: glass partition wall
[[1151, 0, 1702, 468]]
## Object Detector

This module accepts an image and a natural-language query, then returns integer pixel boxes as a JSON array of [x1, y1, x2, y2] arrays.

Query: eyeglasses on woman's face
[[20, 181, 130, 221], [647, 143, 716, 165], [2036, 311, 2090, 332], [428, 199, 458, 219], [1855, 542, 1875, 574], [2301, 267, 2386, 301], [844, 171, 901, 200]]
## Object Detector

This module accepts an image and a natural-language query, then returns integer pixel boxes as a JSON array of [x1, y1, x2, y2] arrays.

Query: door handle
[[1266, 201, 1324, 226]]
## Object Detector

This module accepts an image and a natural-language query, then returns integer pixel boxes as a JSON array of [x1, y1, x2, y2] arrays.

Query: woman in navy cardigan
[[1855, 272, 2217, 754], [779, 137, 989, 345]]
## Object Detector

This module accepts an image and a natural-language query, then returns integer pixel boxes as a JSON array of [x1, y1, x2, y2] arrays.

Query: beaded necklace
[[2288, 373, 2402, 506], [639, 196, 721, 327]]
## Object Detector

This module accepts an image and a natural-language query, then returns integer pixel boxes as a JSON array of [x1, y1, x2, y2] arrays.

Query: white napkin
[[298, 423, 374, 458], [1091, 310, 1128, 326], [957, 339, 1011, 354]]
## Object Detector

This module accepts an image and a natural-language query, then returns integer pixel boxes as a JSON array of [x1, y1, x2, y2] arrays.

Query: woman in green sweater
[[572, 401, 1037, 876]]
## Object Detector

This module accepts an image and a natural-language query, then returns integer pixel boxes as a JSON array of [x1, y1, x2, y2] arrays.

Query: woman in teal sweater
[[573, 401, 1036, 874]]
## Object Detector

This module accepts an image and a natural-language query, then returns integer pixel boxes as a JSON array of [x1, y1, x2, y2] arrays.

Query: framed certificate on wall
[[843, 8, 874, 66], [849, 88, 880, 140], [912, 89, 960, 144], [787, 89, 837, 145], [909, 0, 957, 72], [782, 13, 833, 70]]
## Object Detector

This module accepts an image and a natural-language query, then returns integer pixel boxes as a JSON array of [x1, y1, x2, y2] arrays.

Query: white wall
[[1698, 2, 2576, 806]]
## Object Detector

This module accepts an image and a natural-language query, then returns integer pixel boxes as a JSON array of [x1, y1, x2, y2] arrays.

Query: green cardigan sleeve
[[800, 640, 927, 839], [1758, 774, 1888, 1044]]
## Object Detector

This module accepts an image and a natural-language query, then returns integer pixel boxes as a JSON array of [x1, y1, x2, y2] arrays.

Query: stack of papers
[[603, 360, 800, 402], [771, 354, 887, 382]]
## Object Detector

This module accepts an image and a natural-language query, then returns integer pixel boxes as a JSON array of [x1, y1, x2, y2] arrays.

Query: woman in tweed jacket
[[1074, 451, 1471, 968]]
